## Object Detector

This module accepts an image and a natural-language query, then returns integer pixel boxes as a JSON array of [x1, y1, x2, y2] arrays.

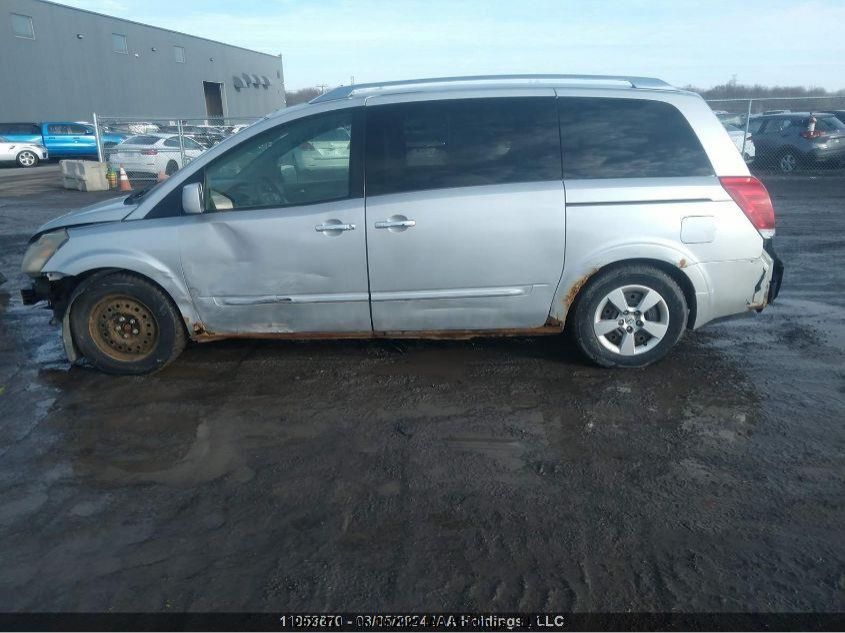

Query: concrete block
[[59, 160, 109, 191]]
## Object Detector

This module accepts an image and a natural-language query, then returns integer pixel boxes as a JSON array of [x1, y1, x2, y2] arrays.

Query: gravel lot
[[0, 164, 843, 613]]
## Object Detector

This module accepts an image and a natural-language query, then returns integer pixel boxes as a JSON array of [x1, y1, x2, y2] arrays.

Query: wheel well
[[568, 259, 698, 329], [50, 268, 186, 328]]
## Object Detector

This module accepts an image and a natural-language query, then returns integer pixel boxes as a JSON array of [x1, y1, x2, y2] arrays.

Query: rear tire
[[570, 265, 688, 368], [16, 150, 38, 168], [165, 160, 178, 176], [778, 149, 801, 173], [70, 272, 186, 375]]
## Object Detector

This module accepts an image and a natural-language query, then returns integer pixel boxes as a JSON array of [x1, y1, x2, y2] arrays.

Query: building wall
[[0, 0, 285, 122]]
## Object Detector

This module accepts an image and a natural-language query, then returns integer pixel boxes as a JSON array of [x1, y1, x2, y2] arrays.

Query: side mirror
[[182, 182, 204, 215]]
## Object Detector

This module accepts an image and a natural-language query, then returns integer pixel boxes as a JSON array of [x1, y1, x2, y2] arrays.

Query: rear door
[[45, 123, 75, 156], [364, 93, 566, 332]]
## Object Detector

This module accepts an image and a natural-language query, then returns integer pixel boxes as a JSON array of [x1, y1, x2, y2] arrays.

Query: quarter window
[[205, 110, 356, 211], [11, 13, 34, 39], [557, 97, 713, 179], [174, 45, 185, 63], [112, 33, 128, 54], [365, 97, 561, 197]]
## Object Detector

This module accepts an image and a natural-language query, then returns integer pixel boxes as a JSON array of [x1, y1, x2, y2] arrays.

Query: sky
[[55, 0, 845, 91]]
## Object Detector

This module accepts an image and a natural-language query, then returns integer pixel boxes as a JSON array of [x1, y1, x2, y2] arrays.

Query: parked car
[[180, 125, 227, 149], [716, 112, 746, 128], [287, 125, 351, 172], [827, 110, 845, 125], [723, 123, 755, 162], [20, 74, 782, 374], [0, 122, 126, 159], [107, 133, 205, 179], [749, 112, 845, 172], [0, 135, 48, 167], [103, 122, 161, 135]]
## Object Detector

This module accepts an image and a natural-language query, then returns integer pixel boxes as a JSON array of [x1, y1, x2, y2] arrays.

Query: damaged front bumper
[[21, 275, 81, 363], [20, 276, 52, 305]]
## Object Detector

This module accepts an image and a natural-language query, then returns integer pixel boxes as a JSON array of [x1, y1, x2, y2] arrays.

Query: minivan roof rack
[[310, 74, 673, 103]]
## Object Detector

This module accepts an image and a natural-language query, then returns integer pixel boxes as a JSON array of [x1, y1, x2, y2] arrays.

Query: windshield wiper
[[123, 188, 149, 205]]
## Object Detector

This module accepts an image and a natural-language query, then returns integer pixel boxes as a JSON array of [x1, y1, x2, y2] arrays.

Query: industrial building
[[1, 0, 286, 122]]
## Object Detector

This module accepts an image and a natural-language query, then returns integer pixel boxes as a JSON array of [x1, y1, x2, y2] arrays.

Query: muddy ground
[[0, 165, 842, 613]]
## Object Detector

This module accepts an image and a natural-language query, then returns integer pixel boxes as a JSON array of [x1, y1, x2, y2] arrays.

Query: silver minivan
[[21, 75, 783, 374]]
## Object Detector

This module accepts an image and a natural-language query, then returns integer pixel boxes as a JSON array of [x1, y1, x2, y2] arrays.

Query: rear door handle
[[375, 219, 415, 229]]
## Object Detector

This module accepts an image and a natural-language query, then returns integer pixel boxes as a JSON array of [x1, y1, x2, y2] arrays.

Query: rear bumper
[[764, 239, 783, 304], [691, 239, 784, 328], [808, 146, 845, 163]]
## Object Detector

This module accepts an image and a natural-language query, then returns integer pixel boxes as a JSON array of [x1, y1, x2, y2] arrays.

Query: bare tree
[[285, 87, 326, 106]]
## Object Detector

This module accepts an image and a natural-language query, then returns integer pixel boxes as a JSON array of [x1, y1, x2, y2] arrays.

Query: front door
[[363, 95, 566, 332], [178, 108, 371, 334]]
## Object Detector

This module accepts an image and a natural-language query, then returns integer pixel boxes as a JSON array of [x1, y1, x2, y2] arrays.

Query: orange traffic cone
[[118, 166, 132, 192], [157, 170, 168, 183]]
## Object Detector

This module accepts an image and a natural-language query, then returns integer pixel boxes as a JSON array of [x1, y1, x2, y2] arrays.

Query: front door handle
[[315, 221, 355, 233], [375, 219, 415, 229]]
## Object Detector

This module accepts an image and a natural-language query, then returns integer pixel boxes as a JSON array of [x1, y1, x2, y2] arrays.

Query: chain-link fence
[[705, 97, 845, 174], [92, 115, 260, 187]]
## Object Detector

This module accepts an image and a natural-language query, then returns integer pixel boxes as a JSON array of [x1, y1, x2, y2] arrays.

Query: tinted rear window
[[558, 97, 713, 179], [0, 123, 40, 135], [123, 135, 161, 145], [811, 116, 845, 132], [365, 97, 561, 197]]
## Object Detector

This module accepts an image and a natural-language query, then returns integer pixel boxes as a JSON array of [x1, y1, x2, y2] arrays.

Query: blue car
[[0, 122, 126, 159]]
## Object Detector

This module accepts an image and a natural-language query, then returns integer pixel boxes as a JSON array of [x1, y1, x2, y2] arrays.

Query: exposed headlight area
[[21, 230, 68, 277]]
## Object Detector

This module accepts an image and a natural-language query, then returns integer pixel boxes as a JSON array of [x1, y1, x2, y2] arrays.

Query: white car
[[0, 136, 48, 167], [107, 133, 204, 179], [291, 127, 352, 172], [724, 123, 755, 163]]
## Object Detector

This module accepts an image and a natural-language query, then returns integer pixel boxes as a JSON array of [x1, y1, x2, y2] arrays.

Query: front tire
[[16, 150, 39, 168], [570, 265, 688, 368], [70, 273, 187, 375]]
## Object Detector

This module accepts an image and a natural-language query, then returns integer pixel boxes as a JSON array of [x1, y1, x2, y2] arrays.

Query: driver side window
[[205, 110, 355, 211]]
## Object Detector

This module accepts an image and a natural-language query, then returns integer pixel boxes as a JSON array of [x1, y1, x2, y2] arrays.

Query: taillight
[[299, 142, 315, 151], [800, 130, 826, 139], [720, 176, 775, 236], [140, 148, 158, 155]]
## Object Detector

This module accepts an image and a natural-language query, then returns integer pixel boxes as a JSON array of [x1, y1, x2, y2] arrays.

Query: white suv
[[21, 75, 783, 374]]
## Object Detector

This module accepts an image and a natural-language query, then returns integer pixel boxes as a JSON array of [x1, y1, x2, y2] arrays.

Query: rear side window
[[365, 97, 561, 197], [558, 97, 713, 179], [0, 123, 40, 135], [747, 118, 766, 134]]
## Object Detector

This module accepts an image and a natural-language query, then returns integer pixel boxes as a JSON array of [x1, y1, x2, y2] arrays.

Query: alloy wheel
[[779, 152, 797, 173], [593, 284, 670, 356]]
